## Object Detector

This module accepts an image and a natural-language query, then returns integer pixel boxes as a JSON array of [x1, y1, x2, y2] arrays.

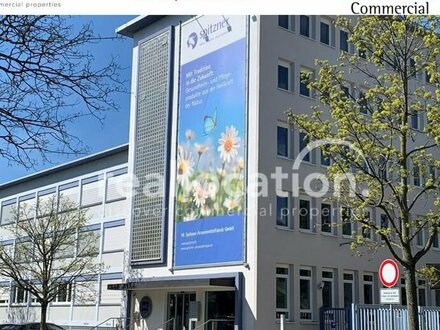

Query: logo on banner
[[187, 32, 198, 49]]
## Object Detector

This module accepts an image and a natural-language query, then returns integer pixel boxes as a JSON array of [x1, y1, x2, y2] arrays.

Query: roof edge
[[116, 16, 165, 38], [0, 144, 129, 190]]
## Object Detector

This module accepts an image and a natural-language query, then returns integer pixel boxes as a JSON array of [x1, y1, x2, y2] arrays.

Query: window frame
[[341, 207, 352, 237], [299, 67, 314, 98], [299, 267, 313, 320], [277, 125, 289, 158], [343, 272, 355, 308], [363, 273, 374, 304], [321, 269, 335, 308], [276, 265, 290, 320], [277, 60, 292, 92], [299, 15, 311, 38], [339, 29, 349, 52], [321, 203, 333, 234], [299, 198, 312, 231], [276, 194, 290, 228]]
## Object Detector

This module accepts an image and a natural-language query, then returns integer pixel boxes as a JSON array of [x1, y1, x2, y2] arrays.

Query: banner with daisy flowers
[[174, 15, 247, 267]]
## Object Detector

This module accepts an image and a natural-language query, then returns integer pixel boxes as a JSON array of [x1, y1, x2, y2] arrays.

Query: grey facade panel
[[130, 29, 172, 264]]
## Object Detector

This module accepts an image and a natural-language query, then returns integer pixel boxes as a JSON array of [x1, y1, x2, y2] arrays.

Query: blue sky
[[0, 16, 135, 184]]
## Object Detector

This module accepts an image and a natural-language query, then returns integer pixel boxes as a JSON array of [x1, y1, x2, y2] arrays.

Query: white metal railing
[[351, 304, 440, 330], [191, 318, 233, 330], [419, 306, 440, 330], [150, 318, 175, 330]]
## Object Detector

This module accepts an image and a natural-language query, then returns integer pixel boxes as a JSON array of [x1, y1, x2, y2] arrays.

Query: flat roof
[[0, 144, 129, 191], [116, 16, 165, 38]]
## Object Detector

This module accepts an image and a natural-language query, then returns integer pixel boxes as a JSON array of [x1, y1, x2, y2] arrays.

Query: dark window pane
[[418, 288, 426, 306], [340, 30, 349, 51], [322, 281, 333, 308], [300, 15, 310, 37], [277, 126, 288, 157], [359, 48, 366, 59], [300, 72, 310, 97], [435, 290, 440, 307], [276, 277, 288, 308], [278, 15, 289, 29], [342, 207, 351, 236], [321, 149, 330, 166], [411, 113, 419, 129], [278, 65, 289, 90], [299, 200, 311, 230], [344, 282, 353, 307], [276, 196, 288, 227], [364, 284, 373, 304], [320, 22, 330, 45], [300, 279, 311, 309], [321, 203, 332, 233]]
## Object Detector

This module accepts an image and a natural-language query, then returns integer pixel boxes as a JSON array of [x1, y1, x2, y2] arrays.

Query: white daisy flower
[[177, 149, 194, 187], [218, 126, 241, 163], [192, 181, 209, 207], [223, 196, 241, 211]]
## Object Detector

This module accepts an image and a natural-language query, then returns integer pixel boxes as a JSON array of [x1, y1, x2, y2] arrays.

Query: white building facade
[[0, 145, 129, 329], [115, 15, 440, 330]]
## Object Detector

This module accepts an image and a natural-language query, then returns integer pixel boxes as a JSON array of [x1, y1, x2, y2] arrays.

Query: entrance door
[[167, 292, 196, 330], [205, 291, 235, 330]]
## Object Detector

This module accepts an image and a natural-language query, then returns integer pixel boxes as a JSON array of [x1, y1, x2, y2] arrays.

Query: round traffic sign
[[379, 259, 399, 288]]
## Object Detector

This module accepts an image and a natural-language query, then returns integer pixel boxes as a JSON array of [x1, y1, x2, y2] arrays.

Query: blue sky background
[[0, 16, 135, 184]]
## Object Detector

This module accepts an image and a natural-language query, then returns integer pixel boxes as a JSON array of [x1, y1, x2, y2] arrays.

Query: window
[[341, 84, 350, 99], [58, 184, 79, 211], [55, 283, 72, 303], [380, 214, 389, 240], [434, 232, 439, 249], [278, 61, 292, 91], [81, 178, 104, 207], [361, 211, 372, 240], [435, 290, 440, 307], [276, 195, 289, 227], [342, 207, 352, 237], [343, 272, 354, 307], [411, 113, 419, 130], [278, 16, 294, 30], [1, 200, 16, 225], [78, 230, 100, 257], [425, 70, 431, 84], [300, 268, 312, 320], [340, 30, 349, 52], [0, 287, 9, 305], [321, 203, 332, 233], [299, 199, 311, 230], [277, 126, 289, 157], [363, 274, 374, 304], [299, 132, 310, 162], [300, 15, 310, 37], [18, 196, 36, 221], [358, 91, 368, 114], [320, 21, 330, 45], [106, 172, 128, 203], [37, 191, 56, 214], [300, 68, 312, 97], [413, 165, 421, 187], [378, 156, 388, 181], [12, 286, 28, 305], [321, 149, 330, 166], [418, 280, 426, 306], [276, 266, 290, 319], [322, 270, 334, 308]]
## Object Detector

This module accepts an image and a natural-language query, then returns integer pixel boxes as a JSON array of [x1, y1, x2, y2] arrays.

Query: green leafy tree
[[287, 16, 440, 330], [0, 196, 102, 330]]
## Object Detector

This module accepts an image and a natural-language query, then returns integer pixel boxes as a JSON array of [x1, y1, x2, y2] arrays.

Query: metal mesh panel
[[131, 31, 170, 263]]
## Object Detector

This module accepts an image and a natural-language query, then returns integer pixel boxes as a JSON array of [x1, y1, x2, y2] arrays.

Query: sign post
[[379, 259, 400, 329]]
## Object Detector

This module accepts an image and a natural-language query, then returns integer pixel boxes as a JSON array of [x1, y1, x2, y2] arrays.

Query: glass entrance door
[[167, 292, 196, 330]]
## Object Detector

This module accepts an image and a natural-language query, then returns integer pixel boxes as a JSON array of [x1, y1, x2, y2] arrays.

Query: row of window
[[0, 276, 122, 307], [277, 125, 435, 185], [0, 168, 128, 225], [278, 15, 435, 85], [275, 196, 440, 248], [275, 265, 440, 322], [278, 16, 338, 48]]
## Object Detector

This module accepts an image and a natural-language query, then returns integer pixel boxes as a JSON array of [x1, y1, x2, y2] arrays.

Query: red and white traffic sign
[[379, 259, 400, 288]]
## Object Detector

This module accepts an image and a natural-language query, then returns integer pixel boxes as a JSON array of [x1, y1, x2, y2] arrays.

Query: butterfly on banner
[[203, 109, 217, 135]]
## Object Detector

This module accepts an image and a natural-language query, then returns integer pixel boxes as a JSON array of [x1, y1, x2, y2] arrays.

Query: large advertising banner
[[174, 16, 247, 267]]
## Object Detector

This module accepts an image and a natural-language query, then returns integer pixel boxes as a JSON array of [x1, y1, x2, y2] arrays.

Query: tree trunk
[[405, 266, 419, 330], [40, 302, 48, 330]]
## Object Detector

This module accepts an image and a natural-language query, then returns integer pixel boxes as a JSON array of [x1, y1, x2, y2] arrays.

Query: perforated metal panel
[[131, 30, 171, 264]]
